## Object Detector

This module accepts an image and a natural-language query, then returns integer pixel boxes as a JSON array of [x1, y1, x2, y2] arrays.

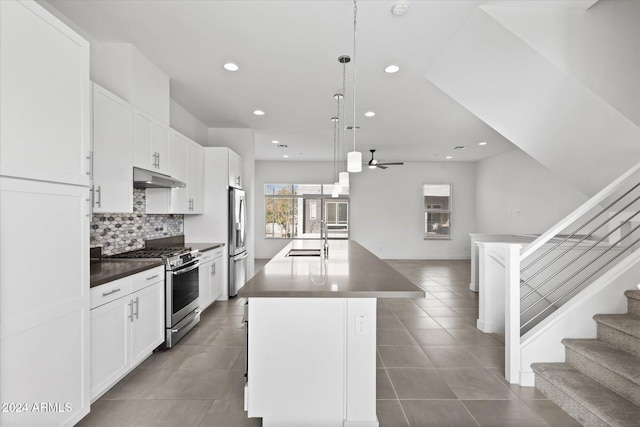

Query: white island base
[[246, 297, 378, 427]]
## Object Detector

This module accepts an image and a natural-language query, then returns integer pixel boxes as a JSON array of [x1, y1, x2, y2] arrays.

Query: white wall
[[483, 0, 640, 127], [475, 149, 588, 234], [350, 162, 476, 260], [255, 160, 476, 260], [425, 5, 640, 198], [169, 99, 208, 145]]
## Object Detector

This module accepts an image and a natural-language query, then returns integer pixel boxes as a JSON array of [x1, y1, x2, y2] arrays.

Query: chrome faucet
[[310, 219, 329, 258]]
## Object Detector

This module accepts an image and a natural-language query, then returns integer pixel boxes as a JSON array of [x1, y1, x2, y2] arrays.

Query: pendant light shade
[[347, 151, 362, 172], [339, 171, 349, 186]]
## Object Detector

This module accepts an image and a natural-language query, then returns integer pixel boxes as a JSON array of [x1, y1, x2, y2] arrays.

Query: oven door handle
[[172, 262, 200, 276], [171, 309, 201, 333]]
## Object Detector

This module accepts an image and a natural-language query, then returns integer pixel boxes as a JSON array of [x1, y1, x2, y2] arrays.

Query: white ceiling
[[47, 0, 520, 163]]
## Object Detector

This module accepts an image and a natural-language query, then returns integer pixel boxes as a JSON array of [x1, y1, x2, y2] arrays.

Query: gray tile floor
[[78, 259, 581, 427]]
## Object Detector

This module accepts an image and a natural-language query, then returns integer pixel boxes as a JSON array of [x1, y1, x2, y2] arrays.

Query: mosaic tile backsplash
[[90, 189, 184, 255]]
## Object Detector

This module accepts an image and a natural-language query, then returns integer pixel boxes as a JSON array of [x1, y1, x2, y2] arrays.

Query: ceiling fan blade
[[378, 162, 404, 166], [377, 165, 388, 170]]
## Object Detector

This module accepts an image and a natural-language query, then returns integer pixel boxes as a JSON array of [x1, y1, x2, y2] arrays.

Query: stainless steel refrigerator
[[229, 187, 247, 297]]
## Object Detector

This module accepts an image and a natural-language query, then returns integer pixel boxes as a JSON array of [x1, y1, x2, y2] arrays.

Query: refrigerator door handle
[[234, 252, 249, 261]]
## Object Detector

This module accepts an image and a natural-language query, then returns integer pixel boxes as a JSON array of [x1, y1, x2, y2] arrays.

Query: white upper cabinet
[[133, 108, 170, 175], [188, 140, 205, 213], [145, 131, 204, 214], [228, 150, 243, 189], [0, 0, 90, 186], [169, 129, 189, 182], [168, 129, 189, 211], [92, 84, 133, 213]]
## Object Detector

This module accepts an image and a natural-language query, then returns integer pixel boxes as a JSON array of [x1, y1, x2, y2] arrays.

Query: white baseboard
[[477, 319, 494, 333], [520, 370, 535, 387], [343, 420, 379, 427]]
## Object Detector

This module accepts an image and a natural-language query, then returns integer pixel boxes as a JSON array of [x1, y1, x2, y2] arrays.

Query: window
[[424, 184, 451, 239], [264, 184, 349, 239]]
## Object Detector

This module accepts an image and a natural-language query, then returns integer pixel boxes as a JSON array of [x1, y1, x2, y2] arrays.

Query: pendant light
[[332, 112, 340, 198], [347, 0, 362, 173], [338, 55, 350, 187]]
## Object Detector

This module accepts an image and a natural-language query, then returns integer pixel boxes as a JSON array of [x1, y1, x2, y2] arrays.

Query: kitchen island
[[239, 240, 424, 427]]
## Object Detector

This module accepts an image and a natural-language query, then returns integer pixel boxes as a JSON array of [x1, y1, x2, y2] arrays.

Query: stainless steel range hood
[[133, 167, 186, 189]]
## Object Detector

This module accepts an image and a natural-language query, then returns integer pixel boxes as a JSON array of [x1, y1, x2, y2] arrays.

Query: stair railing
[[503, 161, 640, 384], [517, 162, 640, 334]]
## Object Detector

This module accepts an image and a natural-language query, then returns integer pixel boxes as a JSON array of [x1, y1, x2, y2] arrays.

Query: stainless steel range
[[109, 244, 201, 348]]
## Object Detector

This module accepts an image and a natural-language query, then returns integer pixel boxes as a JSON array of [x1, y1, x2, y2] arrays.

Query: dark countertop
[[90, 259, 164, 288], [239, 240, 425, 299], [187, 242, 225, 252]]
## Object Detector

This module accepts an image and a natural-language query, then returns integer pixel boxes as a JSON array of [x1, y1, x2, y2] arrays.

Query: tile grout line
[[376, 316, 412, 427]]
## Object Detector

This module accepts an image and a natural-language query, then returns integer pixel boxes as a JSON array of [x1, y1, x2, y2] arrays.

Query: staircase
[[532, 290, 640, 426]]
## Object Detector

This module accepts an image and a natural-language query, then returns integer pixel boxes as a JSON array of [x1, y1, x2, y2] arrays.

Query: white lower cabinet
[[90, 267, 164, 401], [90, 292, 130, 401], [0, 177, 90, 427], [199, 248, 224, 310], [131, 280, 164, 366]]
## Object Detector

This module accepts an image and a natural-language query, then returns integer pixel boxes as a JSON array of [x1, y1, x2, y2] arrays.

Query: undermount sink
[[286, 248, 322, 257]]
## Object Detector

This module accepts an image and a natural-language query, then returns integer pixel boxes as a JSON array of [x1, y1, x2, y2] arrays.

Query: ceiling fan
[[367, 149, 404, 169]]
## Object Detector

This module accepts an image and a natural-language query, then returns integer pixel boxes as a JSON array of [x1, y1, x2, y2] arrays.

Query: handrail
[[520, 162, 640, 260], [520, 209, 640, 300], [521, 221, 640, 318], [521, 189, 640, 274]]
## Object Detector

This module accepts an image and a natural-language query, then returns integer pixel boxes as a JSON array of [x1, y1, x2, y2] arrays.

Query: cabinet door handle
[[134, 297, 139, 320], [102, 288, 121, 297], [212, 263, 216, 276], [90, 185, 95, 208], [157, 153, 160, 169], [128, 300, 134, 322], [146, 274, 160, 281], [86, 153, 92, 176], [95, 185, 102, 208]]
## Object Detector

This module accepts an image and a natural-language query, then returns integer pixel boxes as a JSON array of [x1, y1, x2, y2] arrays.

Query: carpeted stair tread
[[594, 313, 640, 339], [532, 363, 640, 426], [624, 290, 640, 301], [563, 338, 640, 386]]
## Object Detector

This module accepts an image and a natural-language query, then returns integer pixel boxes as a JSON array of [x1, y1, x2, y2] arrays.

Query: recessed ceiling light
[[271, 140, 279, 144], [445, 156, 452, 159], [283, 155, 289, 158], [223, 62, 239, 71], [253, 110, 265, 116], [385, 65, 400, 74], [479, 141, 488, 146], [364, 111, 375, 117]]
